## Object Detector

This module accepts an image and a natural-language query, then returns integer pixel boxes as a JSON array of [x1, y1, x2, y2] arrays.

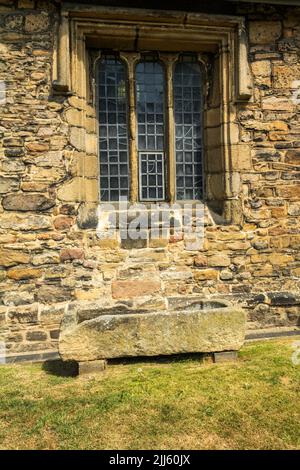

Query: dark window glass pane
[[149, 188, 156, 199], [102, 165, 108, 175], [110, 190, 119, 201], [97, 57, 130, 201], [173, 58, 204, 200], [120, 177, 128, 188], [101, 190, 109, 200], [100, 177, 108, 189]]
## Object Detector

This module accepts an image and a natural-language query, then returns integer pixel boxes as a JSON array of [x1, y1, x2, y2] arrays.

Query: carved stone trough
[[59, 297, 246, 363]]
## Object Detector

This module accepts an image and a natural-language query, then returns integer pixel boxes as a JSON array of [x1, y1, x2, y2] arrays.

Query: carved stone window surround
[[53, 5, 253, 226]]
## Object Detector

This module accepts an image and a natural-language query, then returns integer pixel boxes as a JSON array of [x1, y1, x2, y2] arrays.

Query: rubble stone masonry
[[0, 0, 300, 361]]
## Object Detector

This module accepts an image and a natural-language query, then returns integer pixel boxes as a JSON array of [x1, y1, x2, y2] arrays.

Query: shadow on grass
[[42, 353, 209, 377], [42, 359, 79, 377], [109, 352, 208, 366]]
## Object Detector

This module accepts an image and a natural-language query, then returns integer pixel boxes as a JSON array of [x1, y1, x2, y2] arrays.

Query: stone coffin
[[59, 298, 246, 362]]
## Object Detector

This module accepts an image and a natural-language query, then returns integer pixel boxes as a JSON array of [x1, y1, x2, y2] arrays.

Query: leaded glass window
[[97, 56, 130, 201], [136, 60, 165, 201], [97, 52, 204, 202], [174, 58, 203, 200]]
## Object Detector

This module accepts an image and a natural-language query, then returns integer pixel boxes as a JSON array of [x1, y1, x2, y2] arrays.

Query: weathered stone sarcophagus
[[59, 297, 246, 363]]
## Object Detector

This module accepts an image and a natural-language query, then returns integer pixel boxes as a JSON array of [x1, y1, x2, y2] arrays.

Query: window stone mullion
[[161, 54, 178, 204], [122, 52, 140, 203]]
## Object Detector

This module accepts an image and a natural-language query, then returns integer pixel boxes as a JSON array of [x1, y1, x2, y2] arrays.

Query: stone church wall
[[0, 0, 299, 361]]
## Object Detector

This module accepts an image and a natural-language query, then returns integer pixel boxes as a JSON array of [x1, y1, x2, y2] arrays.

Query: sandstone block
[[0, 249, 30, 267], [245, 120, 288, 132], [59, 301, 246, 361], [252, 239, 269, 250], [20, 181, 48, 192], [227, 241, 250, 250], [230, 144, 252, 170], [1, 159, 26, 173], [2, 193, 55, 212], [96, 238, 120, 249], [4, 148, 24, 158], [112, 279, 161, 299], [50, 330, 60, 339], [193, 254, 207, 267], [270, 207, 286, 218], [32, 252, 60, 266], [37, 286, 73, 303], [57, 178, 81, 202], [269, 131, 287, 141], [70, 127, 85, 151], [40, 304, 65, 325], [273, 64, 300, 89], [7, 267, 42, 280], [75, 288, 105, 301], [29, 167, 67, 184], [220, 270, 233, 281], [24, 13, 49, 33], [30, 151, 63, 167], [285, 150, 300, 165], [251, 60, 271, 77], [277, 185, 300, 199], [75, 154, 98, 178], [38, 127, 54, 137], [68, 96, 86, 110], [85, 134, 97, 155], [60, 248, 84, 262], [251, 60, 271, 86], [0, 213, 51, 231], [3, 137, 23, 147], [8, 304, 38, 324], [291, 267, 300, 276], [25, 142, 50, 153], [31, 72, 46, 81], [288, 203, 300, 216], [148, 238, 169, 248], [269, 253, 293, 265], [121, 237, 147, 250], [26, 330, 48, 341], [53, 216, 74, 231], [0, 176, 19, 193], [249, 21, 281, 44], [262, 97, 294, 111], [2, 290, 34, 307], [194, 269, 218, 281], [290, 236, 300, 249], [65, 108, 82, 127], [5, 14, 23, 30], [18, 0, 34, 8], [208, 254, 231, 267]]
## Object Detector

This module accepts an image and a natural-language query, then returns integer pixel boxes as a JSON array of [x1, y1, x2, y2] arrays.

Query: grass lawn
[[0, 338, 300, 450]]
